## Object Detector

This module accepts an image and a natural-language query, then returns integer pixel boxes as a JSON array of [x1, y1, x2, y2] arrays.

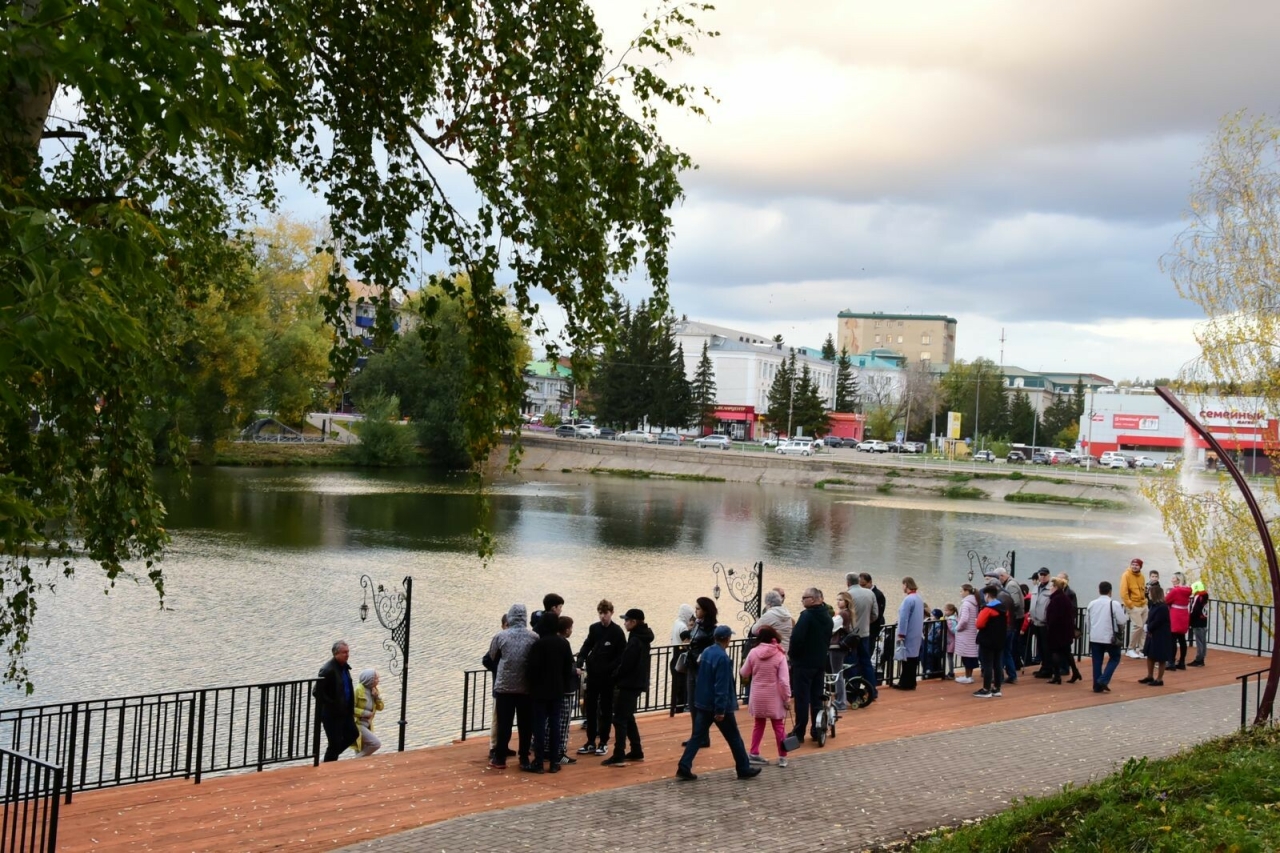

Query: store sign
[[1112, 414, 1159, 431], [1198, 409, 1269, 428], [947, 411, 962, 439], [1091, 414, 1104, 423]]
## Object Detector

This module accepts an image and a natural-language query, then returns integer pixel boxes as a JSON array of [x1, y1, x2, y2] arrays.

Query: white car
[[856, 440, 889, 453], [1105, 456, 1129, 469], [1161, 458, 1179, 470], [776, 440, 813, 457], [693, 434, 732, 450], [574, 423, 600, 438], [618, 430, 655, 443], [1133, 456, 1159, 468]]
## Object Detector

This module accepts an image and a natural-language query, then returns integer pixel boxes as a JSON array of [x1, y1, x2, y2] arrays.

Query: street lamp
[[359, 575, 413, 752], [711, 560, 764, 632]]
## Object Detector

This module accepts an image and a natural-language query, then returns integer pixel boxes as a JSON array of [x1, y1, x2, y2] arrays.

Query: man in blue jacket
[[675, 625, 762, 781]]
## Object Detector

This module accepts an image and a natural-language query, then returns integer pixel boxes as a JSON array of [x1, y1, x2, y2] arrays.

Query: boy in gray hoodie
[[486, 604, 538, 769]]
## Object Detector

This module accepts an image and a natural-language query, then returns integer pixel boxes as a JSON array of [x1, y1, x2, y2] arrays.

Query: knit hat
[[1192, 581, 1205, 594], [1130, 558, 1144, 568]]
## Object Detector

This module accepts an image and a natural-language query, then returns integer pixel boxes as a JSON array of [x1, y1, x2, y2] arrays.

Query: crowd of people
[[307, 560, 1212, 776]]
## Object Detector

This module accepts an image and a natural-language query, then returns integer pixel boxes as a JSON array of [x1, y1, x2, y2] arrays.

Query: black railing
[[1208, 601, 1274, 656], [0, 747, 61, 853], [0, 679, 319, 804], [1237, 669, 1272, 730]]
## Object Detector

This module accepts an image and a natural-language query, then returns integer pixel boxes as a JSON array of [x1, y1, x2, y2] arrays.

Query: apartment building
[[836, 312, 957, 367]]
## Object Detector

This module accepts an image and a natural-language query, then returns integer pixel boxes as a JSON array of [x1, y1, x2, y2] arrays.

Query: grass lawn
[[913, 726, 1280, 852]]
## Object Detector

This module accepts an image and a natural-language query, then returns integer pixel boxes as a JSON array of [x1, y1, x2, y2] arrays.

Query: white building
[[674, 321, 837, 413]]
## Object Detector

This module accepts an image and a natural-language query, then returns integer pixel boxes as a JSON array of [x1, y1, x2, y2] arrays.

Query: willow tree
[[1145, 112, 1280, 721], [0, 0, 714, 690]]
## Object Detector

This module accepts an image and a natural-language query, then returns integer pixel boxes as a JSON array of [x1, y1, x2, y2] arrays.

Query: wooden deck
[[57, 650, 1267, 852]]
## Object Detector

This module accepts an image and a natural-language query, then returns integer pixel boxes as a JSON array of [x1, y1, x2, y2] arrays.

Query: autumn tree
[[1145, 112, 1280, 722], [0, 0, 714, 689]]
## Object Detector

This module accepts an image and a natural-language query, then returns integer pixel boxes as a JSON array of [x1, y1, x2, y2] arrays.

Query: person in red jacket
[[1166, 573, 1193, 671], [973, 586, 1007, 698]]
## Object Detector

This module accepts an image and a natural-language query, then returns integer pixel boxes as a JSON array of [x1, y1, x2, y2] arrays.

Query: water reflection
[[7, 467, 1176, 747]]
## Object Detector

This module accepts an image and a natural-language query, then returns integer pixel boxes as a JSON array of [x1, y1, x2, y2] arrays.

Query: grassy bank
[[912, 726, 1280, 852], [589, 467, 726, 483], [1005, 492, 1125, 510]]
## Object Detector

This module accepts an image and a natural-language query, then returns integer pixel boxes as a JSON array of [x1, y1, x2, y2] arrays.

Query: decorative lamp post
[[966, 549, 1015, 582], [1155, 386, 1280, 726], [711, 560, 764, 631], [359, 575, 413, 751]]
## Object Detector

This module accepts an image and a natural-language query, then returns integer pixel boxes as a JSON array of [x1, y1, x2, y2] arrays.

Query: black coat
[[527, 633, 576, 702], [314, 657, 353, 715], [576, 620, 626, 679], [613, 623, 654, 691], [870, 586, 887, 634], [1144, 603, 1173, 661], [1045, 589, 1076, 652]]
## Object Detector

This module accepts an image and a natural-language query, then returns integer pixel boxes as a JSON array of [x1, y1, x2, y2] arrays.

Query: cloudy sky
[[576, 0, 1280, 381]]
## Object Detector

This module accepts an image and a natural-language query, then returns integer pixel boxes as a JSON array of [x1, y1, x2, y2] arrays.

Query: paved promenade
[[56, 651, 1262, 852], [342, 684, 1242, 853]]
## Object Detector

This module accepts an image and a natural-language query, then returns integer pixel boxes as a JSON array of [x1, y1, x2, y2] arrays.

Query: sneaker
[[954, 676, 974, 684], [748, 753, 768, 765], [520, 763, 543, 774], [777, 757, 789, 767], [990, 690, 1003, 697], [1188, 660, 1205, 667], [676, 767, 697, 781], [601, 756, 627, 767], [623, 751, 645, 762], [557, 755, 577, 765], [487, 760, 508, 769], [594, 744, 609, 756], [576, 743, 596, 755], [972, 688, 992, 698], [737, 767, 762, 779]]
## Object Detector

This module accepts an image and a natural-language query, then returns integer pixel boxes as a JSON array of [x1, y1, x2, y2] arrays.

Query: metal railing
[[1069, 599, 1274, 660], [0, 679, 319, 804], [0, 747, 61, 853], [1236, 669, 1272, 730]]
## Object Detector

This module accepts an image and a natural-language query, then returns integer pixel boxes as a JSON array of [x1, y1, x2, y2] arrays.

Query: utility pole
[[974, 370, 982, 453]]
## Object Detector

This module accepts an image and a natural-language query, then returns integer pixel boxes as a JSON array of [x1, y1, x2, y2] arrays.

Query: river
[[7, 467, 1176, 746]]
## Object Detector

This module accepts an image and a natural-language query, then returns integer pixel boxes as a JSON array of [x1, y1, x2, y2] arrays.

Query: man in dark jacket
[[315, 640, 357, 761], [575, 599, 626, 756], [675, 625, 761, 781], [787, 587, 834, 744], [602, 608, 653, 767], [859, 573, 888, 685], [525, 615, 577, 773]]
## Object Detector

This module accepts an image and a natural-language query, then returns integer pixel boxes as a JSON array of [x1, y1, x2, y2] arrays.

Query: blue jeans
[[1091, 642, 1122, 687], [858, 636, 878, 700], [677, 708, 751, 775], [1003, 628, 1019, 681]]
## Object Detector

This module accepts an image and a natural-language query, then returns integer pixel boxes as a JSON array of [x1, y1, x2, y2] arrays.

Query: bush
[[344, 394, 418, 466], [542, 411, 562, 428]]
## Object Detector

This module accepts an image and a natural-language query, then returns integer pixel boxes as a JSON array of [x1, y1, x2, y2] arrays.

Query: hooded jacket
[[672, 604, 695, 645], [1120, 568, 1146, 610], [750, 605, 794, 652], [486, 604, 538, 694], [740, 641, 790, 720], [693, 641, 738, 716], [976, 599, 1007, 649], [613, 621, 654, 691], [527, 630, 576, 702]]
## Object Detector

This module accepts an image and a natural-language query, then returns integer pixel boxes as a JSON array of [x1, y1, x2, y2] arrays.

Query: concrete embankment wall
[[491, 436, 1137, 508]]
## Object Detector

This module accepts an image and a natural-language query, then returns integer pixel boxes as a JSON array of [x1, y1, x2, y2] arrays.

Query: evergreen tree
[[835, 348, 860, 413], [1073, 378, 1087, 419], [793, 365, 831, 436], [593, 296, 633, 427], [1008, 391, 1039, 445], [1041, 394, 1078, 443], [991, 386, 1011, 440], [765, 351, 798, 434], [821, 334, 837, 361], [691, 341, 718, 432]]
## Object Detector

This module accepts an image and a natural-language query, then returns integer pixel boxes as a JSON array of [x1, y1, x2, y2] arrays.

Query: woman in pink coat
[[1166, 573, 1193, 670], [952, 584, 981, 684], [740, 626, 792, 766]]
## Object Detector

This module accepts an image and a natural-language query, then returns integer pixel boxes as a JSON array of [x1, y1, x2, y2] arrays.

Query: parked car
[[554, 424, 577, 438], [1133, 455, 1158, 468], [619, 430, 655, 443], [1006, 451, 1026, 463], [575, 423, 601, 439], [657, 431, 683, 445], [822, 436, 844, 448], [856, 440, 890, 453], [761, 437, 780, 448], [1031, 453, 1050, 465], [1161, 458, 1179, 470], [776, 440, 813, 457], [694, 434, 732, 450], [1105, 455, 1129, 469], [903, 442, 925, 453], [598, 428, 617, 440], [973, 450, 995, 463]]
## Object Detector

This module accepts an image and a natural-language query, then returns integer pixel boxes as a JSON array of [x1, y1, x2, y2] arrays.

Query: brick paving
[[337, 684, 1243, 853]]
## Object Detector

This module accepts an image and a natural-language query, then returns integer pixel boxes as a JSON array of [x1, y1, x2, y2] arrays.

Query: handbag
[[893, 637, 908, 662], [1110, 603, 1125, 647], [674, 651, 689, 674]]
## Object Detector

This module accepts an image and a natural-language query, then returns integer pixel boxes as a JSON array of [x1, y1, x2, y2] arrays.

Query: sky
[[573, 0, 1280, 382]]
